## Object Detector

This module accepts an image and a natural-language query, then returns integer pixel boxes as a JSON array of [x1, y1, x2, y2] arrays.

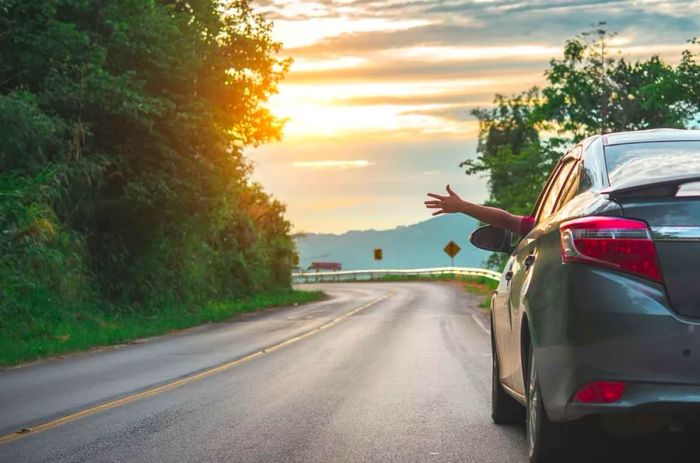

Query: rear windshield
[[604, 141, 700, 186]]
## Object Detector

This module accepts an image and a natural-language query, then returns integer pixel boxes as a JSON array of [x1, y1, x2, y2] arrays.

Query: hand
[[424, 185, 466, 216]]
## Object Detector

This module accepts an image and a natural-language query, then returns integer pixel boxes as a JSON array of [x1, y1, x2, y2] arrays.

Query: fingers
[[446, 184, 455, 196], [424, 200, 441, 205], [432, 210, 444, 216], [426, 193, 446, 200], [425, 204, 441, 209]]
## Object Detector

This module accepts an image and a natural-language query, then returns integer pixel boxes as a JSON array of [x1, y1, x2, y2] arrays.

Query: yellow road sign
[[374, 248, 383, 261], [292, 253, 300, 266], [443, 241, 461, 258]]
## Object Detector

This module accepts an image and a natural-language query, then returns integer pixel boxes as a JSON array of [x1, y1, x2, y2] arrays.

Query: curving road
[[0, 282, 689, 462]]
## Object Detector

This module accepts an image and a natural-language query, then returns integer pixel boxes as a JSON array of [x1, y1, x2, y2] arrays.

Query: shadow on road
[[576, 432, 692, 462], [511, 423, 693, 462]]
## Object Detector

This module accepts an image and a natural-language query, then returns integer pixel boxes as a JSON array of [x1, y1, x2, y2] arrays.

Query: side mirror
[[469, 225, 515, 254]]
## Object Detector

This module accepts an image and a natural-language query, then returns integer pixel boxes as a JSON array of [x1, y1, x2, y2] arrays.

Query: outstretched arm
[[424, 185, 524, 236]]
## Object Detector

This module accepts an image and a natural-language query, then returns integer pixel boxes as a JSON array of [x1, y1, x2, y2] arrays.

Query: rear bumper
[[564, 383, 700, 420], [532, 266, 700, 422]]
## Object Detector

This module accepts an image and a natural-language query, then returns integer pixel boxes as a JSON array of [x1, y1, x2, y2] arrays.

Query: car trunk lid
[[609, 186, 700, 318]]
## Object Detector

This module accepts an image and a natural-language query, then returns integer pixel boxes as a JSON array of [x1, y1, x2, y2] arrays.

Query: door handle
[[504, 270, 513, 281], [524, 254, 536, 269]]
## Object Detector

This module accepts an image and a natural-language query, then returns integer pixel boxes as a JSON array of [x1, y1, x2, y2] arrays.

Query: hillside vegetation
[[0, 1, 308, 365], [295, 214, 490, 270]]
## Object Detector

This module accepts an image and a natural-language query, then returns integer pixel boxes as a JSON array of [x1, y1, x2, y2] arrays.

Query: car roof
[[600, 129, 700, 147]]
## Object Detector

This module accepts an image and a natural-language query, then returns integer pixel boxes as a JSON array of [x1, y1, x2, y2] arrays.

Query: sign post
[[443, 240, 461, 267], [372, 248, 383, 280]]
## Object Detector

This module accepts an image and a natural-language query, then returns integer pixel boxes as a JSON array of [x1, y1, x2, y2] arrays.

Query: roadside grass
[[0, 289, 325, 367], [377, 274, 497, 309]]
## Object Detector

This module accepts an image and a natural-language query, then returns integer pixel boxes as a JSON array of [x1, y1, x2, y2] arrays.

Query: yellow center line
[[0, 291, 393, 445]]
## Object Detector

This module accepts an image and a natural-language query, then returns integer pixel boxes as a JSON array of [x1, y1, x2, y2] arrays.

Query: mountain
[[294, 214, 491, 271]]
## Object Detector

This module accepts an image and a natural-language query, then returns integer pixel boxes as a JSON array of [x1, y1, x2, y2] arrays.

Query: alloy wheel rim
[[491, 360, 498, 410], [527, 355, 537, 457], [491, 331, 497, 405], [492, 350, 497, 383]]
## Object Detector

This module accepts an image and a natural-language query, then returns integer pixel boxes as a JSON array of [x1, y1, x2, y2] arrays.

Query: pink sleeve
[[519, 216, 536, 236]]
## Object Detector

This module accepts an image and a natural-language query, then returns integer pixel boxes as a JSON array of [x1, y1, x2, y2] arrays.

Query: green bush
[[0, 170, 93, 343]]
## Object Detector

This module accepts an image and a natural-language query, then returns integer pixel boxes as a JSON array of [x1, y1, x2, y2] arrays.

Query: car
[[470, 129, 700, 462]]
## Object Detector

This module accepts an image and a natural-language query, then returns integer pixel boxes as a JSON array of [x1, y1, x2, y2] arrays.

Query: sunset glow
[[293, 160, 374, 169], [250, 0, 700, 233]]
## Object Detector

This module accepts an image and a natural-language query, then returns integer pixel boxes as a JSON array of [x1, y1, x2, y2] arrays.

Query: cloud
[[250, 137, 489, 233], [272, 17, 434, 47], [282, 3, 699, 58], [334, 91, 496, 106], [304, 196, 379, 211], [402, 105, 476, 122], [293, 160, 376, 169], [249, 0, 700, 233], [424, 0, 625, 14], [285, 58, 547, 84]]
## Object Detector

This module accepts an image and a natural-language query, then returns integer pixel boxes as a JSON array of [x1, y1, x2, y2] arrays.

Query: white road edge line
[[470, 313, 490, 336]]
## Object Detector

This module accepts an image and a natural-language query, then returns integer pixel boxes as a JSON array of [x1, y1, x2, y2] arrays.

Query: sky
[[248, 0, 700, 234]]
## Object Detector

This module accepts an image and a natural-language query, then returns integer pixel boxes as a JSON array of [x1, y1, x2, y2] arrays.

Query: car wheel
[[526, 345, 566, 463], [491, 319, 525, 424]]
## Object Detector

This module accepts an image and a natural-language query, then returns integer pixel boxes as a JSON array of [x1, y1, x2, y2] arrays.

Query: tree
[[465, 28, 700, 268], [540, 24, 694, 138], [0, 0, 295, 310], [461, 89, 560, 216]]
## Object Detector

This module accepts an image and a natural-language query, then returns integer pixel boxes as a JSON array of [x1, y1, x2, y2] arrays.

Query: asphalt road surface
[[0, 282, 693, 462]]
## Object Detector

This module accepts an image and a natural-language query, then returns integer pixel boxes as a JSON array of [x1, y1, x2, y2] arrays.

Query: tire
[[526, 345, 567, 463], [491, 319, 525, 424]]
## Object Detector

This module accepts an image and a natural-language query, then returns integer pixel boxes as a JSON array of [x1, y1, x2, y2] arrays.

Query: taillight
[[560, 216, 662, 282], [573, 381, 627, 403]]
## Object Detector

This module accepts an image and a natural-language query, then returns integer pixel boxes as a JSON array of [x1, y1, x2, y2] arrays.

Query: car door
[[501, 156, 580, 392], [491, 250, 516, 388]]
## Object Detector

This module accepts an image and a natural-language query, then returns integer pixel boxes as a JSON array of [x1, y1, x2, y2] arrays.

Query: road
[[0, 282, 691, 462]]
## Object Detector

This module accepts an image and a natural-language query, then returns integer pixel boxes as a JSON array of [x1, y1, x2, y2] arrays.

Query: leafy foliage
[[1, 0, 296, 360], [466, 27, 700, 223], [462, 90, 561, 216], [540, 28, 698, 138]]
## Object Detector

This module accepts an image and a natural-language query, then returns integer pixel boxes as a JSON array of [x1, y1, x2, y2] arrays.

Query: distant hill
[[294, 214, 491, 271]]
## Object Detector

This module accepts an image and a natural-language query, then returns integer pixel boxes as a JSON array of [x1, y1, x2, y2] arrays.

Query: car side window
[[579, 139, 605, 192], [532, 162, 564, 222], [554, 162, 580, 213], [536, 159, 576, 223]]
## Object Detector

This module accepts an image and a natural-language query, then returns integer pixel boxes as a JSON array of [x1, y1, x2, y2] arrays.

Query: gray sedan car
[[471, 129, 700, 463]]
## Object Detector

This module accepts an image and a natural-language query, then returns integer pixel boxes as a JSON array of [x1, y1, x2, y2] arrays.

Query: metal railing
[[292, 267, 502, 284]]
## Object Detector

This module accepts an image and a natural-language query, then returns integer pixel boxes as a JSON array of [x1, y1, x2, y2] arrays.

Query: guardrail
[[292, 267, 502, 284]]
